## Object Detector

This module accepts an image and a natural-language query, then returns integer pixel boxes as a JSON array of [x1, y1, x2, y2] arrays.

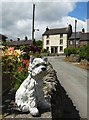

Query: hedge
[[64, 46, 89, 61]]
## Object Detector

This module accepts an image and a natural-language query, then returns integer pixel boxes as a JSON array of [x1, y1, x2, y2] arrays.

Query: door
[[51, 47, 58, 54]]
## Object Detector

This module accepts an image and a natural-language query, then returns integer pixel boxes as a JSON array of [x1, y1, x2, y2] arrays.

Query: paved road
[[48, 56, 88, 118]]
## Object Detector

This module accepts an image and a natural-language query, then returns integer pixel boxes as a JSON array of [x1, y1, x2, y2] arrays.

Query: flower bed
[[2, 47, 29, 92]]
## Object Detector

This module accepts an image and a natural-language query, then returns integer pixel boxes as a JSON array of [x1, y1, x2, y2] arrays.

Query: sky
[[0, 0, 89, 40], [68, 2, 87, 21]]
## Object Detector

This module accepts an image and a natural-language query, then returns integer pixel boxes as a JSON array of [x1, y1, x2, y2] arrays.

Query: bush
[[13, 69, 28, 90], [64, 47, 79, 57], [2, 46, 43, 91], [79, 46, 89, 61], [19, 45, 26, 51], [42, 49, 48, 53], [64, 46, 89, 61], [2, 47, 29, 90]]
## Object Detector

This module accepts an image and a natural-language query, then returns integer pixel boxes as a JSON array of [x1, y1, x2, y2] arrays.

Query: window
[[60, 34, 63, 38], [46, 35, 49, 38], [46, 40, 49, 45], [60, 46, 63, 51], [60, 39, 63, 45], [46, 47, 49, 51], [70, 41, 72, 45], [76, 41, 79, 45]]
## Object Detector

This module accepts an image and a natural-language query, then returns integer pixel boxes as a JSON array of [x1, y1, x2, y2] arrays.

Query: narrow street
[[48, 56, 88, 118]]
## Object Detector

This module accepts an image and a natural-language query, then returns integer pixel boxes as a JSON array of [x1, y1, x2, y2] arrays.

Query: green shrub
[[79, 46, 89, 61], [64, 46, 89, 61], [42, 49, 48, 53], [13, 69, 28, 90], [19, 45, 26, 51], [64, 47, 78, 57]]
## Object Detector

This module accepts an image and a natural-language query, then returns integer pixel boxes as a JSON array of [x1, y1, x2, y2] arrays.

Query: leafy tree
[[35, 40, 43, 49]]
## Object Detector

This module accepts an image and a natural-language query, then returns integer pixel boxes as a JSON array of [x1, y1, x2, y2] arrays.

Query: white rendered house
[[42, 25, 72, 54]]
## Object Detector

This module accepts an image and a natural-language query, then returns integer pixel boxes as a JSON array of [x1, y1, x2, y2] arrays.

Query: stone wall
[[43, 63, 80, 119]]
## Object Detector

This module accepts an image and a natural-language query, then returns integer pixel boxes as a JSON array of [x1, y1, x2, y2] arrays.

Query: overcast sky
[[0, 0, 89, 40]]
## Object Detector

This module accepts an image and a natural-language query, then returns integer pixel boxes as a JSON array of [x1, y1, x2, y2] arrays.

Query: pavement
[[48, 56, 88, 118]]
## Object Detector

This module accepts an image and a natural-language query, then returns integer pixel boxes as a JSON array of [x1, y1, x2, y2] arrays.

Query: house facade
[[42, 25, 72, 54], [68, 30, 89, 47]]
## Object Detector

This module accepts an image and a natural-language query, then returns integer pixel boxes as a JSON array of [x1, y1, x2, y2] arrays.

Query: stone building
[[68, 29, 89, 47]]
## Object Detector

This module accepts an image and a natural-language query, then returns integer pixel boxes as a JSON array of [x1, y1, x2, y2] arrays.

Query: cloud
[[15, 19, 31, 30], [60, 16, 87, 32], [0, 1, 88, 40], [35, 2, 76, 22]]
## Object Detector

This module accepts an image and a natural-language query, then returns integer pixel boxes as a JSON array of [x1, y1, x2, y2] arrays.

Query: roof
[[68, 32, 81, 40], [42, 27, 69, 36], [80, 32, 89, 41], [7, 40, 33, 46], [69, 32, 89, 41], [0, 33, 7, 40]]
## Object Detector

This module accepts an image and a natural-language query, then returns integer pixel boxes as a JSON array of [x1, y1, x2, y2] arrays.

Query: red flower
[[23, 59, 30, 68], [18, 67, 24, 72]]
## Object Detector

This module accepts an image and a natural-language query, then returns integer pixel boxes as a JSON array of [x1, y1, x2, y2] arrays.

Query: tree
[[35, 40, 43, 49]]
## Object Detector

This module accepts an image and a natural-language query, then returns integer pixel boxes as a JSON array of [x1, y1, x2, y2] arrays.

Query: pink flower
[[8, 47, 14, 51]]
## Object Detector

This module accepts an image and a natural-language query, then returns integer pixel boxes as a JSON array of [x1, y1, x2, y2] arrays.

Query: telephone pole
[[32, 4, 35, 44], [75, 19, 77, 48]]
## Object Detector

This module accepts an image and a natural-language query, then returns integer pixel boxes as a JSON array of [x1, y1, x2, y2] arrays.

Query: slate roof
[[69, 32, 89, 41], [80, 32, 89, 41], [42, 27, 69, 36], [7, 40, 33, 46], [68, 32, 81, 40]]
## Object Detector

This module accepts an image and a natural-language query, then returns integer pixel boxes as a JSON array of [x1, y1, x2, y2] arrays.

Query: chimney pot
[[25, 36, 28, 41], [46, 26, 49, 31], [82, 28, 85, 33], [17, 38, 20, 41]]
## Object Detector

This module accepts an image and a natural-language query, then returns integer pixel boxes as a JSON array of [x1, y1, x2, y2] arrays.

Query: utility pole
[[32, 4, 35, 45], [75, 19, 77, 48]]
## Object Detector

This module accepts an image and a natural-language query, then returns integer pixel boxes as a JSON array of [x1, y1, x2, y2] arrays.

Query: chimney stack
[[82, 28, 85, 33], [25, 36, 28, 41], [46, 26, 49, 31], [17, 38, 20, 41], [10, 39, 13, 42]]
